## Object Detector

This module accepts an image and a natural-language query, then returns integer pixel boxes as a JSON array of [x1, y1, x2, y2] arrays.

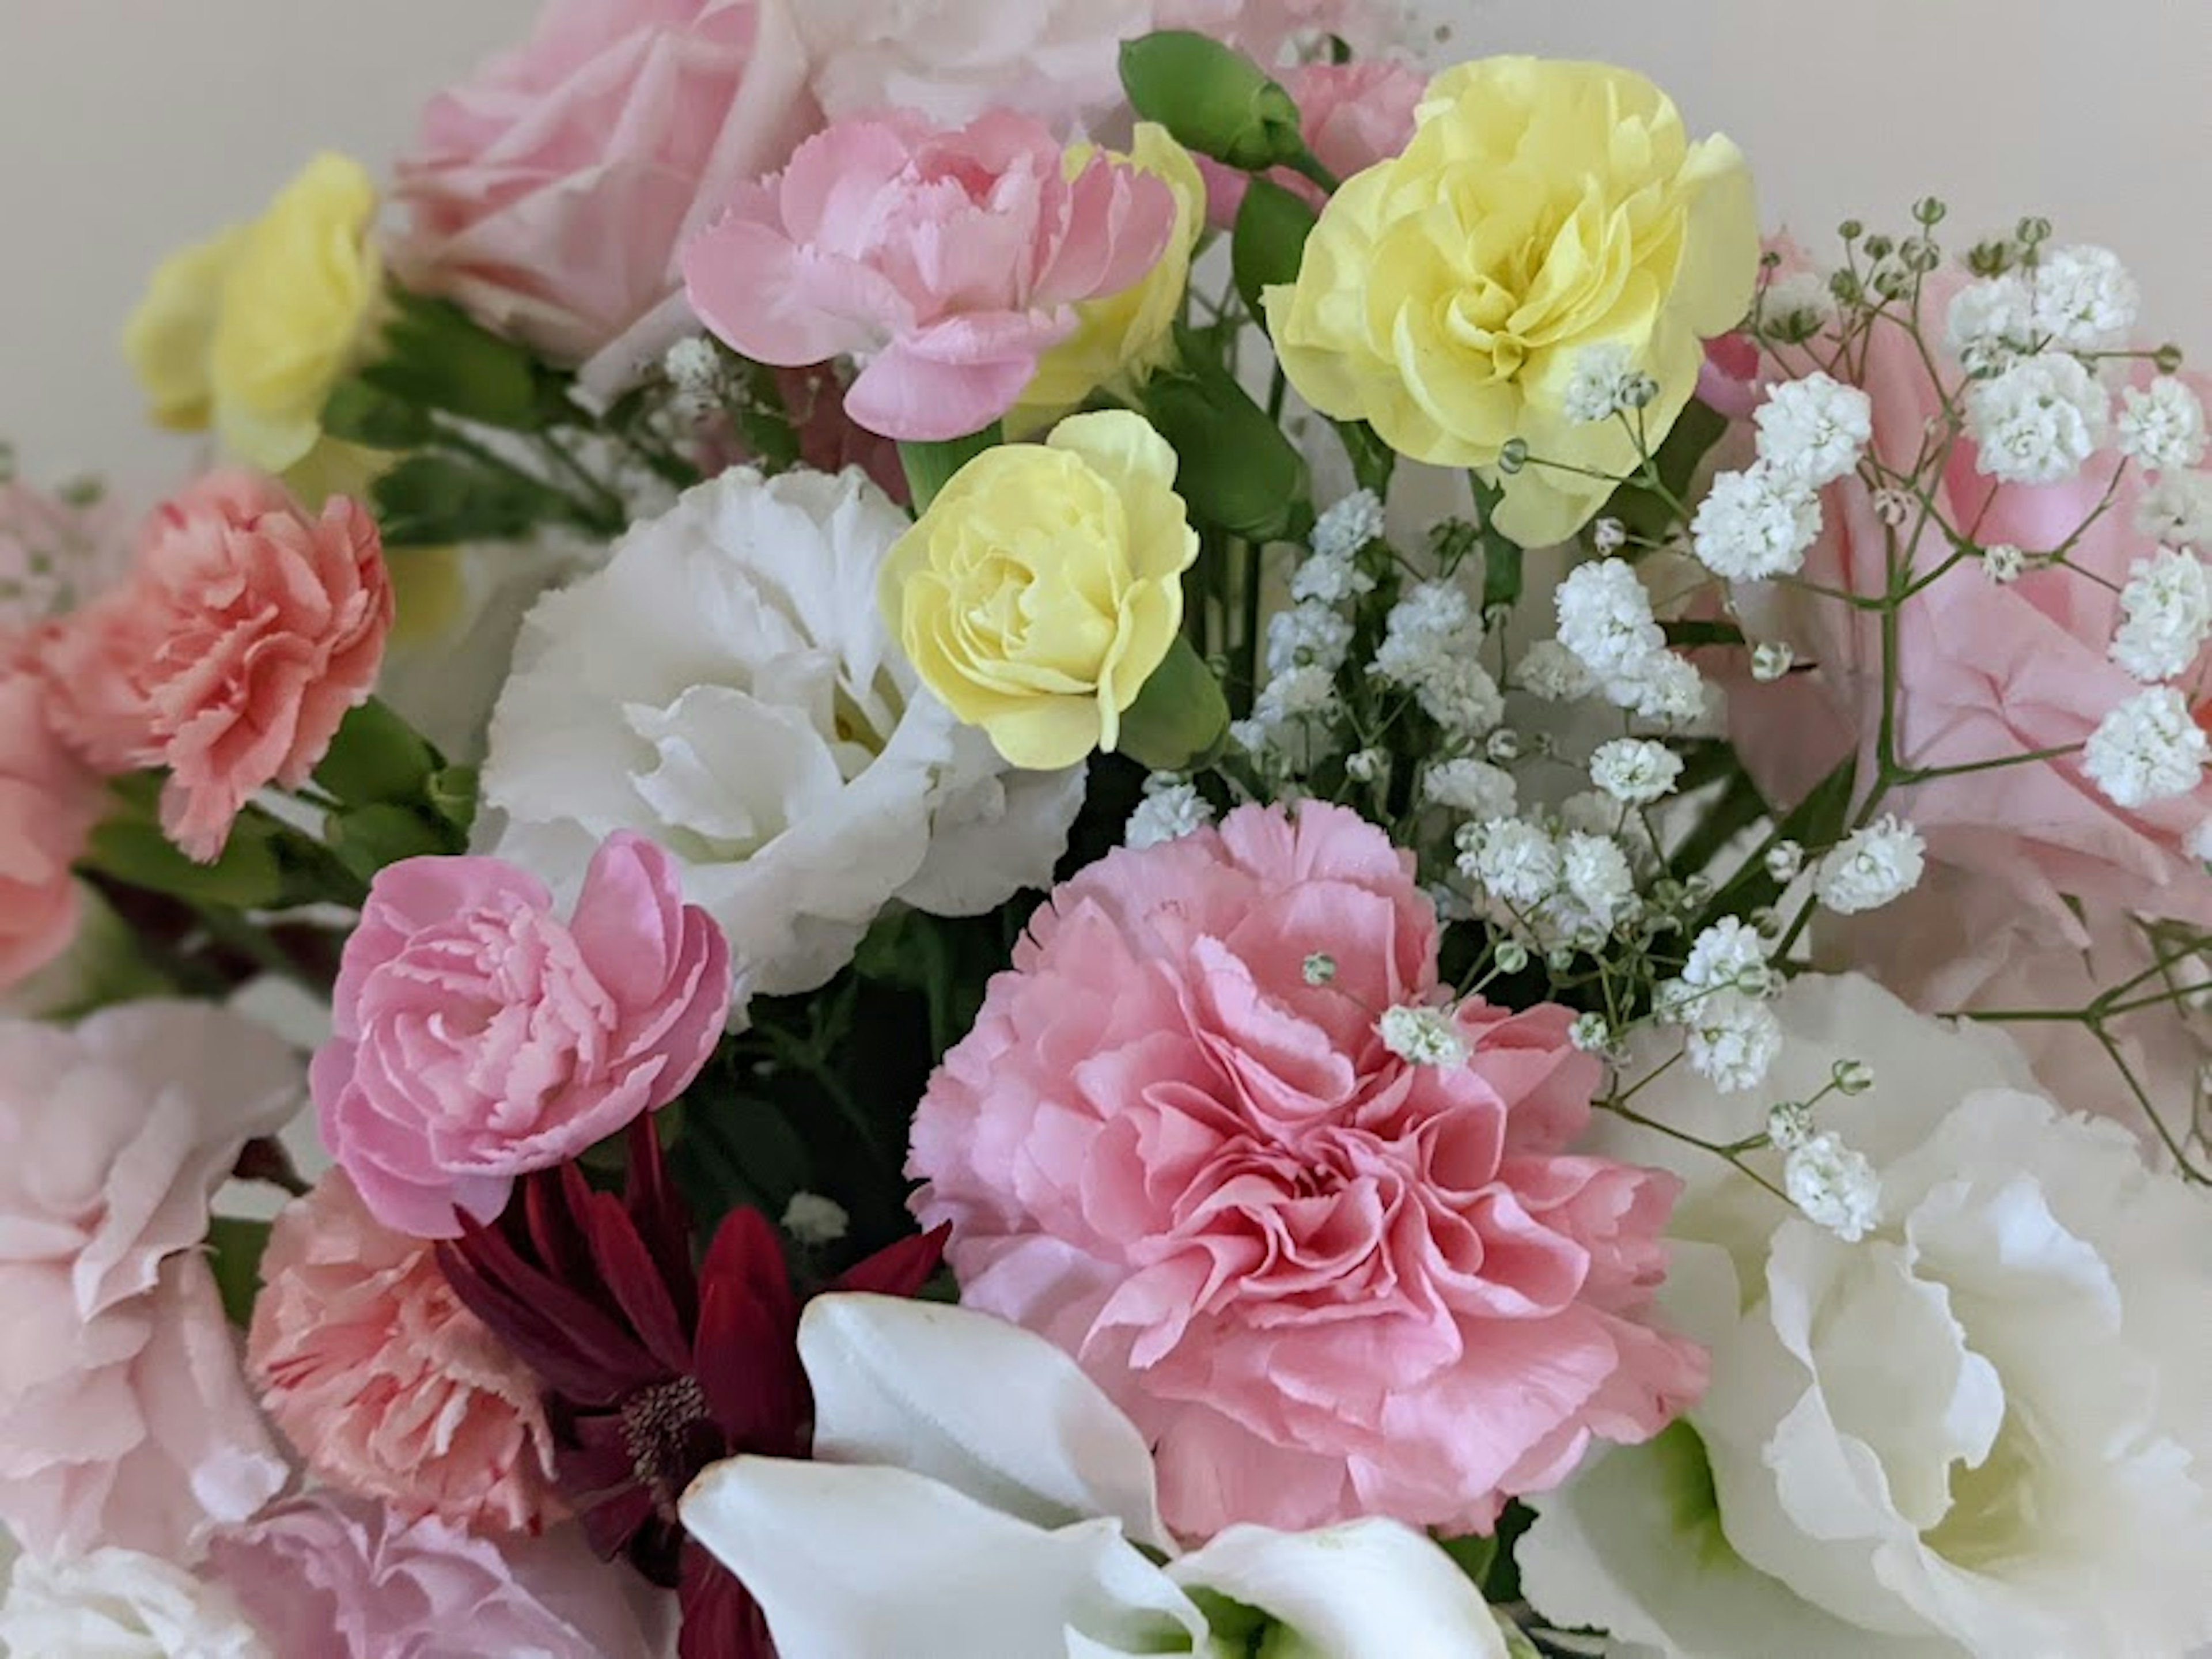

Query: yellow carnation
[[120, 225, 247, 430], [1008, 126, 1207, 436], [1263, 57, 1759, 547], [123, 153, 382, 471], [208, 153, 383, 472], [878, 410, 1199, 770]]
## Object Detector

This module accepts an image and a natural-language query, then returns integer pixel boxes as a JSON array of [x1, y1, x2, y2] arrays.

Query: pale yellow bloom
[[1264, 57, 1759, 547], [1009, 126, 1206, 436], [122, 152, 383, 471], [878, 411, 1199, 770]]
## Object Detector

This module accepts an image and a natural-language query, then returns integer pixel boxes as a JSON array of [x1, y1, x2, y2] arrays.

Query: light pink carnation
[[40, 471, 392, 862], [249, 1168, 563, 1533], [1727, 275, 2212, 931], [392, 0, 818, 395], [0, 656, 103, 995], [0, 1002, 298, 1556], [681, 109, 1179, 441], [207, 1494, 667, 1659], [1194, 59, 1425, 229], [313, 831, 733, 1238], [1158, 0, 1399, 66], [908, 801, 1706, 1538]]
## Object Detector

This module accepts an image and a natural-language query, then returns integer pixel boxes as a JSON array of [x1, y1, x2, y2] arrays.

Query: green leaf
[[325, 803, 461, 887], [1118, 634, 1230, 772], [899, 424, 1003, 514], [320, 379, 435, 450], [370, 454, 552, 548], [1662, 618, 1749, 650], [1331, 418, 1396, 498], [1435, 1532, 1499, 1588], [206, 1216, 272, 1327], [1604, 396, 1730, 543], [313, 698, 441, 808], [427, 765, 480, 838], [1145, 343, 1313, 543], [1230, 175, 1318, 318], [85, 812, 286, 910], [364, 289, 566, 431]]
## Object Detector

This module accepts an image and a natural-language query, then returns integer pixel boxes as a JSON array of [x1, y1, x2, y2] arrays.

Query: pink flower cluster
[[314, 831, 733, 1238], [249, 1169, 565, 1534], [682, 109, 1178, 440], [40, 471, 392, 862], [910, 801, 1705, 1539]]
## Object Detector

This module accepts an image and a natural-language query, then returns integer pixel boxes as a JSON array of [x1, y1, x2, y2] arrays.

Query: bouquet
[[2, 2, 2207, 1654]]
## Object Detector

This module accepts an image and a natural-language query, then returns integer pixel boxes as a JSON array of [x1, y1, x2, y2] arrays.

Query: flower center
[[620, 1373, 712, 1517]]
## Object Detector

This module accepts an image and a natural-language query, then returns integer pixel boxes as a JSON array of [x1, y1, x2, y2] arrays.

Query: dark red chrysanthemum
[[437, 1120, 945, 1659]]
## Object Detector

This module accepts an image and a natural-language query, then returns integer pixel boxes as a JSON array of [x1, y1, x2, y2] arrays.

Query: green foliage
[[1119, 32, 1304, 173], [358, 289, 569, 433], [898, 423, 1005, 513], [313, 697, 441, 809], [206, 1216, 272, 1327], [370, 453, 558, 548], [1144, 337, 1314, 544], [1230, 177, 1317, 319], [320, 379, 435, 451], [1603, 396, 1729, 544]]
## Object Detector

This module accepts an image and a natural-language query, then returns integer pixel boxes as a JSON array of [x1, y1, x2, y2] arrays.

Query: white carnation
[[2116, 377, 2208, 474], [1691, 463, 1824, 580], [1753, 373, 1872, 488], [1589, 738, 1684, 805], [1423, 758, 1518, 820], [2029, 244, 2139, 350], [1965, 351, 2110, 484], [0, 1548, 270, 1658], [2082, 685, 2210, 807], [1525, 975, 2212, 1659], [481, 467, 1082, 1002], [1813, 815, 1926, 914], [2111, 547, 2212, 681]]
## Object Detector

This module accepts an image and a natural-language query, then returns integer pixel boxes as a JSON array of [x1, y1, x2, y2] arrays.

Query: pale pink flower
[[908, 801, 1705, 1539], [0, 1002, 300, 1556], [1726, 274, 2212, 930], [207, 1494, 668, 1659], [1194, 59, 1424, 229], [392, 0, 818, 396], [1158, 0, 1399, 66], [313, 831, 733, 1238], [0, 476, 131, 638], [0, 656, 104, 996], [681, 109, 1179, 441], [39, 471, 392, 862], [249, 1168, 563, 1533]]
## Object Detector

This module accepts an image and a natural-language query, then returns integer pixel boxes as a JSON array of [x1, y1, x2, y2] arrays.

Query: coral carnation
[[909, 801, 1706, 1538], [249, 1168, 563, 1533], [40, 470, 391, 861]]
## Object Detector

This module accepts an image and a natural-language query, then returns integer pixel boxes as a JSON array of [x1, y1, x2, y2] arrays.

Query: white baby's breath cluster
[[1654, 916, 1783, 1094], [2116, 378, 2208, 474], [1125, 771, 1214, 850], [2138, 469, 2212, 549], [2084, 686, 2210, 808], [2109, 547, 2212, 683], [1813, 816, 1927, 915], [1965, 351, 2110, 485], [1551, 559, 1707, 724], [1369, 579, 1504, 740], [1690, 373, 1868, 581], [1562, 343, 1658, 425], [1589, 738, 1683, 806]]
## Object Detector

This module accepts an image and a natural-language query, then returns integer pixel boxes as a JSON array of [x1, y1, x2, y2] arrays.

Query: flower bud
[[1119, 32, 1305, 173]]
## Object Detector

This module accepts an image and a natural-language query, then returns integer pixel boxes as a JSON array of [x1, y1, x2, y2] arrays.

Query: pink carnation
[[249, 1168, 563, 1534], [206, 1494, 668, 1659], [1158, 0, 1399, 66], [0, 1002, 298, 1556], [908, 801, 1705, 1538], [313, 831, 733, 1238], [0, 657, 103, 995], [392, 0, 817, 395], [1194, 60, 1425, 229], [39, 471, 392, 862], [1726, 273, 2212, 931], [681, 109, 1179, 441]]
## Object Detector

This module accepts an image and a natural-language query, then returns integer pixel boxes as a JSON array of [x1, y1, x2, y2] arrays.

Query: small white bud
[[1303, 952, 1338, 987], [1750, 641, 1796, 682], [781, 1191, 851, 1247], [1569, 1012, 1613, 1053], [1767, 1101, 1815, 1152], [1982, 542, 2027, 584], [1764, 840, 1805, 882], [1832, 1058, 1876, 1096], [1593, 517, 1627, 554], [1378, 1005, 1469, 1069]]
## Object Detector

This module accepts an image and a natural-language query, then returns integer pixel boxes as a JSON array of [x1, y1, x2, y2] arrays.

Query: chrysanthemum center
[[620, 1373, 711, 1515]]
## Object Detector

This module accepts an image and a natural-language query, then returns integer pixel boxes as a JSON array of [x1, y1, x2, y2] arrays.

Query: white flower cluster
[[2084, 685, 2210, 808], [1654, 917, 1782, 1093], [1813, 815, 1927, 915], [1236, 494, 1384, 770], [1370, 580, 1505, 740], [1513, 638, 1594, 702], [1755, 269, 1837, 342], [1551, 559, 1707, 724], [1562, 343, 1657, 425], [1588, 738, 1683, 806], [1690, 374, 1868, 581], [1781, 1129, 1883, 1241], [2116, 378, 2208, 474], [1455, 813, 1646, 954], [1377, 1004, 1468, 1069], [1944, 245, 2139, 372], [2138, 469, 2212, 548], [1422, 757, 1518, 819], [1125, 772, 1214, 850], [2110, 547, 2212, 682], [1965, 351, 2110, 485]]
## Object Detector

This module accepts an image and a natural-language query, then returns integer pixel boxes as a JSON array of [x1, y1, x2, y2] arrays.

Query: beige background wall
[[1, 0, 2206, 486]]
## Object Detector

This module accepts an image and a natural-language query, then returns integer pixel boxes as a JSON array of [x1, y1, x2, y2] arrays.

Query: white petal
[[800, 1294, 1169, 1548], [679, 1456, 1202, 1659], [1172, 1518, 1506, 1659]]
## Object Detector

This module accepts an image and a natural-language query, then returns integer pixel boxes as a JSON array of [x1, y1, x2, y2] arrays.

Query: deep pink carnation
[[681, 108, 1178, 441], [313, 831, 733, 1238], [206, 1493, 668, 1659], [39, 471, 391, 862], [249, 1168, 564, 1533], [908, 801, 1706, 1538]]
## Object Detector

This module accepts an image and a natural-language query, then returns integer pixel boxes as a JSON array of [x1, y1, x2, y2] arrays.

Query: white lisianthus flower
[[1521, 975, 2212, 1659], [0, 1548, 271, 1658], [680, 1296, 1510, 1659], [481, 467, 1083, 1001]]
